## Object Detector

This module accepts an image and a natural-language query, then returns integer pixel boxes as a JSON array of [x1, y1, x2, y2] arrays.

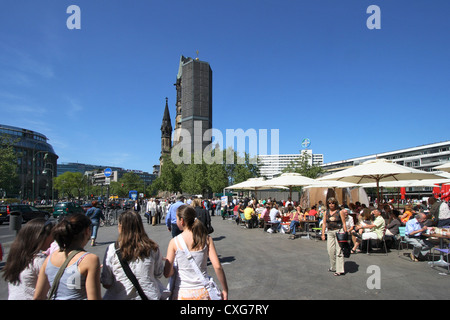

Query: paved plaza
[[0, 214, 449, 300]]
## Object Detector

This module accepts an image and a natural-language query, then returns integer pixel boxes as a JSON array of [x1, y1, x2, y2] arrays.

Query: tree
[[53, 172, 86, 200], [180, 159, 207, 194], [119, 172, 143, 192], [206, 162, 229, 194], [283, 151, 324, 178], [0, 135, 19, 197], [158, 154, 182, 193], [224, 148, 260, 185]]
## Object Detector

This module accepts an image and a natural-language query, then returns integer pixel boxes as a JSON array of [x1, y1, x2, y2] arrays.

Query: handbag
[[177, 235, 222, 300], [336, 231, 351, 258], [114, 243, 148, 300], [47, 250, 83, 300]]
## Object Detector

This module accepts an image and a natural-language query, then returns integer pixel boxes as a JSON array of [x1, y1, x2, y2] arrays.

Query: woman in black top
[[321, 197, 347, 276]]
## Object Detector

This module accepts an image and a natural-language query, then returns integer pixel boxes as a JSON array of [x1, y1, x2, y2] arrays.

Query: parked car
[[0, 204, 51, 224], [52, 202, 84, 219]]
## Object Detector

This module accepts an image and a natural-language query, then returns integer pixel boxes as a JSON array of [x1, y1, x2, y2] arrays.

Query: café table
[[299, 219, 318, 239], [424, 232, 450, 271]]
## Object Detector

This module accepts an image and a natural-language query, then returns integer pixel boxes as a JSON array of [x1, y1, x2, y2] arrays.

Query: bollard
[[9, 211, 22, 235]]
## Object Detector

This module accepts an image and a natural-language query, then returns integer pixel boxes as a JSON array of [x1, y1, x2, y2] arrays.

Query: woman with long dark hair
[[164, 205, 228, 300], [3, 218, 55, 300], [101, 210, 164, 300], [34, 213, 102, 300]]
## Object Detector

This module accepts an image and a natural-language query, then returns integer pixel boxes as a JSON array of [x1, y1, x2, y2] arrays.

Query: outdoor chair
[[431, 243, 450, 273], [239, 213, 250, 228], [363, 232, 388, 255], [397, 226, 409, 256], [263, 214, 275, 232]]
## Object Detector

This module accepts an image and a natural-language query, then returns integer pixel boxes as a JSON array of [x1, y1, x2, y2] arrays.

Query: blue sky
[[1, 0, 449, 174]]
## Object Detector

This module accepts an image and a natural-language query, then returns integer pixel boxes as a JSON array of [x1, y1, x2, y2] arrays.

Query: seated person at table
[[244, 203, 258, 228], [255, 203, 265, 227], [404, 213, 433, 262], [342, 208, 355, 236], [399, 205, 414, 225], [385, 210, 401, 237], [308, 205, 318, 218], [351, 209, 385, 253], [287, 205, 300, 239], [268, 203, 281, 232], [352, 208, 373, 238]]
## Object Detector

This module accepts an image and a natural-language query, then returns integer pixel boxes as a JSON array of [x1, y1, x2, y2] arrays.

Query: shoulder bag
[[114, 243, 148, 300], [47, 250, 83, 300], [177, 235, 222, 300]]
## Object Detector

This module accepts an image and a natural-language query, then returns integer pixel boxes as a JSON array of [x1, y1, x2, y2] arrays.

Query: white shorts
[[362, 232, 378, 240]]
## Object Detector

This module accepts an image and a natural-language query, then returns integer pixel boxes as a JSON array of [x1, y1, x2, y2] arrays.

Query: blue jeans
[[290, 220, 299, 235], [271, 221, 281, 232], [171, 223, 182, 238], [91, 220, 100, 239]]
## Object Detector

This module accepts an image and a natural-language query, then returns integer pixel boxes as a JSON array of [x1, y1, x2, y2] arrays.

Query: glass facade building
[[0, 124, 58, 200]]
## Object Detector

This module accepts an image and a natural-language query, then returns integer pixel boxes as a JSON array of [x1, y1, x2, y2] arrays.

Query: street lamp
[[32, 151, 48, 202], [42, 164, 54, 207]]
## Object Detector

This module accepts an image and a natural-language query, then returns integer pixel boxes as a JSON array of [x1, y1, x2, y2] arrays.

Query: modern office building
[[58, 163, 157, 187], [320, 141, 450, 173], [257, 150, 324, 179], [0, 124, 58, 200], [320, 141, 450, 199]]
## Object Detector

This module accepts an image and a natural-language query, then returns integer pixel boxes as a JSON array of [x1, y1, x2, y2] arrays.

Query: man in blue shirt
[[166, 195, 185, 238], [405, 212, 433, 261]]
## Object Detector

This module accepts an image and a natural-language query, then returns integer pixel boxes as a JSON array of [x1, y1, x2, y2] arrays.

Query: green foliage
[[53, 171, 86, 199], [154, 148, 260, 196], [282, 151, 324, 179], [0, 135, 20, 196]]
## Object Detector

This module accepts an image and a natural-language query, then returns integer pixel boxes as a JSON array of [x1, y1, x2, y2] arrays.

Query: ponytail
[[52, 213, 91, 251], [177, 205, 208, 250]]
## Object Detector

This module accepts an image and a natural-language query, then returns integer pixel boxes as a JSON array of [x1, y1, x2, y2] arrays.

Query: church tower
[[160, 97, 172, 169]]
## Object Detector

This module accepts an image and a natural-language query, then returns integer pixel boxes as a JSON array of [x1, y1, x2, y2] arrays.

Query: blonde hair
[[192, 198, 202, 207]]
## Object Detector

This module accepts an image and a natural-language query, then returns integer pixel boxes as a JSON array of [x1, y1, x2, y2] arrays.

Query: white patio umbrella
[[304, 180, 357, 189], [258, 172, 319, 199], [318, 159, 444, 202], [225, 177, 288, 192], [434, 162, 450, 173], [358, 179, 448, 188]]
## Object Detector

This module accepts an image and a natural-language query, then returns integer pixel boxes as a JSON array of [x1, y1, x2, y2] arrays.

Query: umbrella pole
[[376, 179, 380, 208]]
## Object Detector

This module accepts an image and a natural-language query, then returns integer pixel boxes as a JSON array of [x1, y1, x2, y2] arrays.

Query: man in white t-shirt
[[269, 206, 281, 232]]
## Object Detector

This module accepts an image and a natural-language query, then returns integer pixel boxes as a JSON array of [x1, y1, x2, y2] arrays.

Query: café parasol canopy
[[433, 162, 450, 173], [225, 177, 288, 191], [318, 159, 445, 202], [257, 172, 319, 198]]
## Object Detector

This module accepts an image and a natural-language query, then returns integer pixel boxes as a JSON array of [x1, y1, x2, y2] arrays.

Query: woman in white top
[[164, 205, 228, 300], [101, 210, 164, 300], [3, 218, 55, 300]]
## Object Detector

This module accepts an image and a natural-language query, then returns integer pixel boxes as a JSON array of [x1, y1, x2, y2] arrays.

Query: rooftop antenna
[[195, 50, 199, 60]]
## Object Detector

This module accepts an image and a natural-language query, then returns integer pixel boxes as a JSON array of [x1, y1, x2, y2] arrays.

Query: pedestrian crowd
[[2, 194, 228, 300]]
